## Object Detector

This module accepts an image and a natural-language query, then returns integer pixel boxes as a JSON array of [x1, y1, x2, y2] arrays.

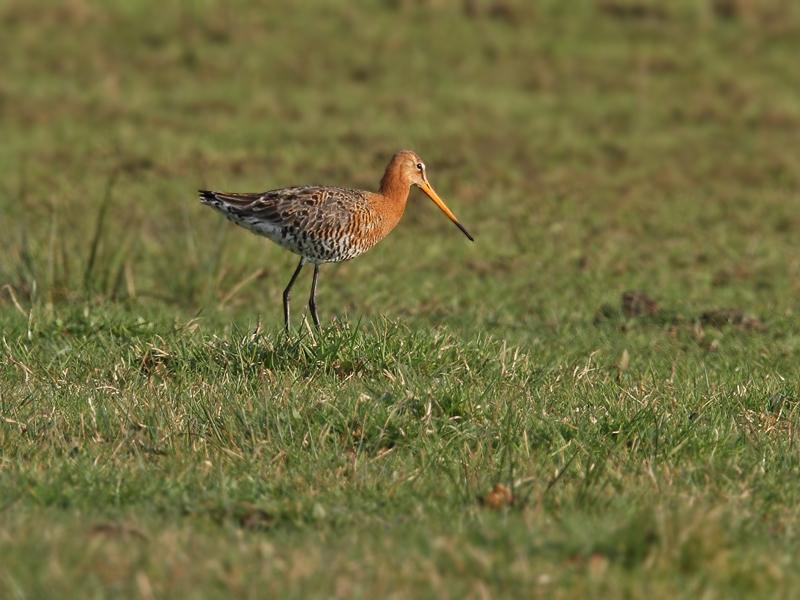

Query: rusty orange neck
[[379, 158, 412, 201], [374, 160, 412, 237]]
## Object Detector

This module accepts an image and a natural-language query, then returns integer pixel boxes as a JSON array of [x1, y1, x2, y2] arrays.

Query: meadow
[[2, 0, 800, 597]]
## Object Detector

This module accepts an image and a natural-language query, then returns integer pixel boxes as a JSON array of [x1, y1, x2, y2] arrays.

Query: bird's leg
[[308, 263, 321, 330], [283, 258, 306, 331]]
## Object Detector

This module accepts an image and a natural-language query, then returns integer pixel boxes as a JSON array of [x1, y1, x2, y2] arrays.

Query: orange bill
[[419, 181, 474, 242]]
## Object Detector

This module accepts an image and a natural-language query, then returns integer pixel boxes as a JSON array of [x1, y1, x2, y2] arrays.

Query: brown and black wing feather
[[198, 187, 377, 262], [199, 190, 283, 221]]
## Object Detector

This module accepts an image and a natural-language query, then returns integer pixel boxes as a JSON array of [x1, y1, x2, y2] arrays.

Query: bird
[[199, 150, 473, 330]]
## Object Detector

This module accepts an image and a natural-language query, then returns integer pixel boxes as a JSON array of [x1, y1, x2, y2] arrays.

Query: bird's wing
[[199, 186, 370, 232]]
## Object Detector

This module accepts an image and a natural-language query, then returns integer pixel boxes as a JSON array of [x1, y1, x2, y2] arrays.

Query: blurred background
[[1, 0, 799, 339]]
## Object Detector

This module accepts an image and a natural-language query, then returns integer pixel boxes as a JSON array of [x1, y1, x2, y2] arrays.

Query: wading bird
[[199, 150, 473, 330]]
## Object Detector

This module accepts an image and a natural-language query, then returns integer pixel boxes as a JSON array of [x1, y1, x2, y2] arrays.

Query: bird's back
[[199, 186, 385, 263]]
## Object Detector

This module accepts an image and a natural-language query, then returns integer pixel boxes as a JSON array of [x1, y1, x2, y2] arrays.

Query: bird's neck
[[379, 169, 411, 205], [376, 170, 411, 236]]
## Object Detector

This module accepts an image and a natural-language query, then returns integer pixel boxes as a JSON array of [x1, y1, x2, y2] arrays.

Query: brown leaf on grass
[[700, 309, 765, 331], [711, 0, 789, 25], [621, 291, 660, 317], [462, 0, 522, 24], [588, 553, 609, 577], [598, 1, 668, 21], [712, 0, 739, 19], [137, 344, 171, 376], [712, 262, 752, 287], [235, 504, 275, 531], [487, 1, 518, 23], [480, 484, 513, 509], [567, 552, 610, 576], [88, 522, 148, 541]]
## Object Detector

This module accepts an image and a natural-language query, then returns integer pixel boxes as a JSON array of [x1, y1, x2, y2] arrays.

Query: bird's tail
[[198, 189, 218, 205], [199, 189, 263, 208]]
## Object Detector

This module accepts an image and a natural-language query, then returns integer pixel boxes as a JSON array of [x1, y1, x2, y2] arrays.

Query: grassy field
[[2, 0, 800, 596]]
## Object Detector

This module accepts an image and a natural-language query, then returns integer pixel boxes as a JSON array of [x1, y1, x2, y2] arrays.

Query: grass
[[2, 0, 800, 597]]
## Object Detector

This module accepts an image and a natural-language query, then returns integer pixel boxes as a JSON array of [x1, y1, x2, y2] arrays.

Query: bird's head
[[386, 150, 474, 242]]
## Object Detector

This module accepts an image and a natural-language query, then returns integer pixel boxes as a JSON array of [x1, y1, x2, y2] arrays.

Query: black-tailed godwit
[[199, 150, 473, 330]]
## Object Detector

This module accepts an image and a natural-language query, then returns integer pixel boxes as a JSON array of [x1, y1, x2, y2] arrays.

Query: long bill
[[419, 181, 475, 242]]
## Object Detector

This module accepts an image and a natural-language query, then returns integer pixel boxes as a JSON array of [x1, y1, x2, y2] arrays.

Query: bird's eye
[[416, 162, 424, 171]]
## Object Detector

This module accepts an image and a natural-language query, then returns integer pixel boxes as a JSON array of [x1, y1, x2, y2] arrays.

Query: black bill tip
[[455, 221, 475, 242]]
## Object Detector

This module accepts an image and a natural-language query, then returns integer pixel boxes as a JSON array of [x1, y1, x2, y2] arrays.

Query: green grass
[[2, 0, 800, 597]]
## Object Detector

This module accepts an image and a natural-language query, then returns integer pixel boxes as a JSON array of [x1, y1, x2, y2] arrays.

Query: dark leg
[[283, 258, 305, 331], [308, 263, 321, 330]]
